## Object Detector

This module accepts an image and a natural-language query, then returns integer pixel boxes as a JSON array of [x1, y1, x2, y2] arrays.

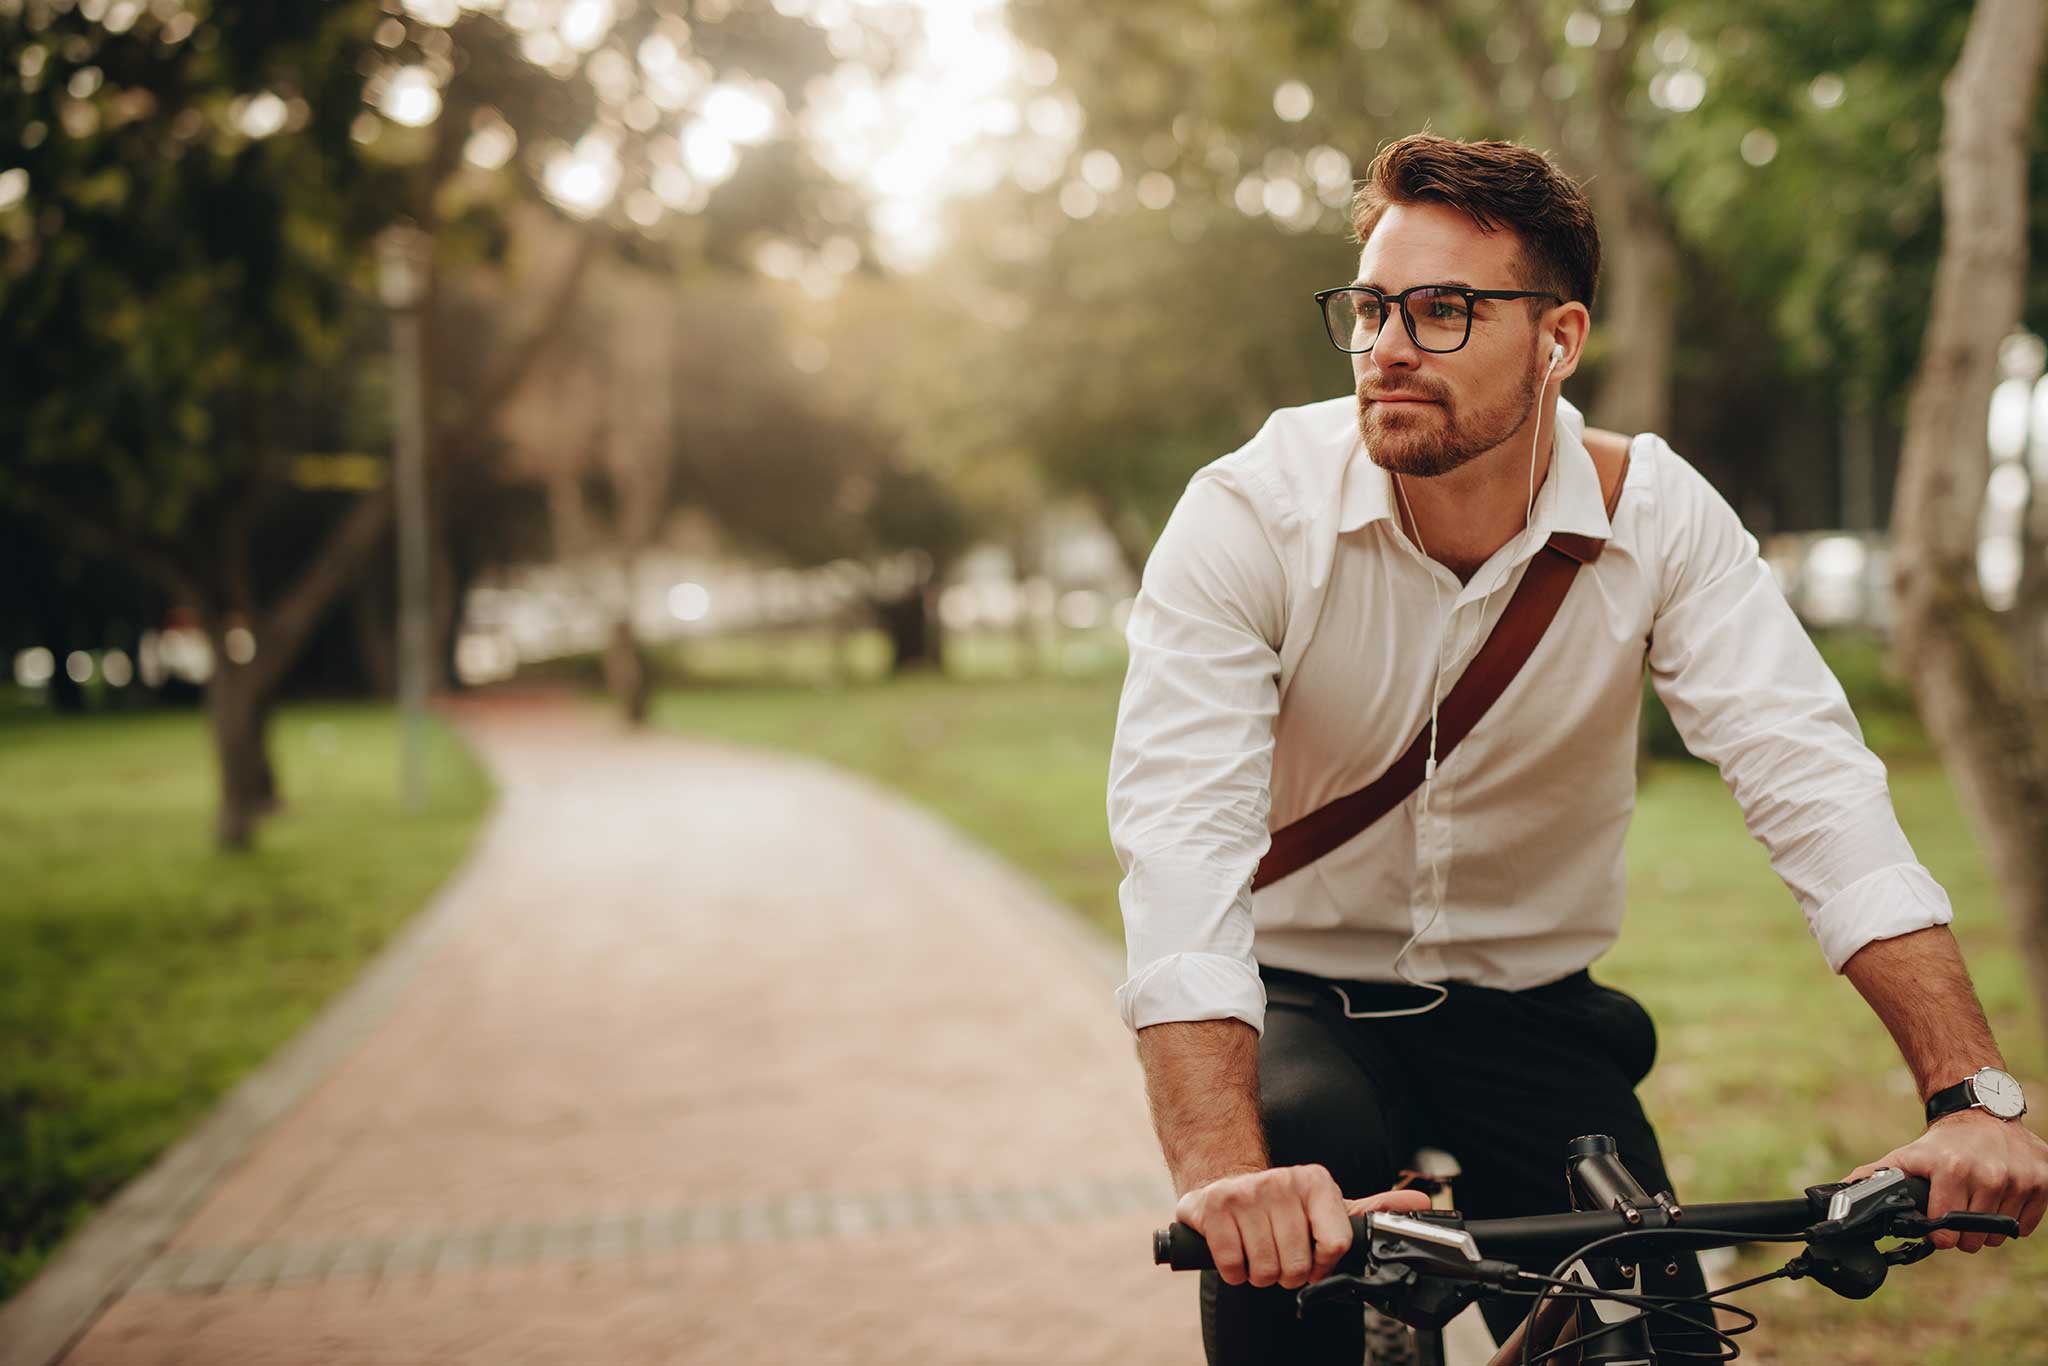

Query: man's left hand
[[1848, 1111, 2048, 1252]]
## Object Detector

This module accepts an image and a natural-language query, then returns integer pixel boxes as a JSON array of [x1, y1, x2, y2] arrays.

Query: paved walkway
[[34, 697, 1198, 1364]]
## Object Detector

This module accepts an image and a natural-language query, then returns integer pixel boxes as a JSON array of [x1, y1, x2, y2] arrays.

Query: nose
[[1367, 306, 1421, 372]]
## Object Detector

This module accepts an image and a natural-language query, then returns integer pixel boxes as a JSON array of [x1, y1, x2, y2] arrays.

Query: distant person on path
[[1106, 132, 2048, 1362]]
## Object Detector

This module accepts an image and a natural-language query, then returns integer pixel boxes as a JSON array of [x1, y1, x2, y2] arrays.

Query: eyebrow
[[1351, 278, 1479, 291]]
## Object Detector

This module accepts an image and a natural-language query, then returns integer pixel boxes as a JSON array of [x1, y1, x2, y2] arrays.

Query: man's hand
[[1848, 1111, 2048, 1252], [1175, 1166, 1433, 1288]]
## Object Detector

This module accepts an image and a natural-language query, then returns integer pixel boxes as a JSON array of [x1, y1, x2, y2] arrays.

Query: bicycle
[[1154, 1132, 2021, 1365]]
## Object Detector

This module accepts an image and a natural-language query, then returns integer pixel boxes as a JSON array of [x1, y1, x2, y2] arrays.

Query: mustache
[[1356, 375, 1451, 403]]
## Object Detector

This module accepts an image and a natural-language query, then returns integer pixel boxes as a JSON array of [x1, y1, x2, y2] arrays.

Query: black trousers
[[1200, 965, 1713, 1363]]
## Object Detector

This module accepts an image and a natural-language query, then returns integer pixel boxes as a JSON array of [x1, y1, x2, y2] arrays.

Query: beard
[[1357, 352, 1546, 478]]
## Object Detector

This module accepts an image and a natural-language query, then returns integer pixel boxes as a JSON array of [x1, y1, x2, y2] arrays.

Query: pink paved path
[[60, 698, 1198, 1364]]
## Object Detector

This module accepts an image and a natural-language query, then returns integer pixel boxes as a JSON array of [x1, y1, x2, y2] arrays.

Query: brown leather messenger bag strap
[[1250, 443, 1631, 893]]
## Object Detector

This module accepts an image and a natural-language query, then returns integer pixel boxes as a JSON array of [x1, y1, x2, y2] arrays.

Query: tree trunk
[[1589, 182, 1680, 439], [1890, 0, 2048, 1037], [195, 487, 399, 849], [1579, 11, 1677, 440], [205, 662, 271, 851], [431, 523, 461, 690], [2017, 447, 2048, 691], [41, 619, 86, 713], [874, 586, 942, 673], [603, 617, 651, 725]]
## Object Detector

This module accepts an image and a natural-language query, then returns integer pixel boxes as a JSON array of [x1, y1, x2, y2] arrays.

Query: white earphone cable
[[1333, 344, 1561, 1022]]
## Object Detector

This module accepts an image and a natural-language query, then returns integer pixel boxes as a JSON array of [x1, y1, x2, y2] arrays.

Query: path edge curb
[[0, 740, 512, 1366]]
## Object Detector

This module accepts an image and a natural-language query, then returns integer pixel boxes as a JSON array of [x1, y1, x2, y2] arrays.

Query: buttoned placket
[[1385, 473, 1559, 983]]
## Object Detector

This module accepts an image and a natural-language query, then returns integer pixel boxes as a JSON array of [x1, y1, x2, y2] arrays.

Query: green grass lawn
[[0, 703, 490, 1302], [653, 659, 2048, 1365]]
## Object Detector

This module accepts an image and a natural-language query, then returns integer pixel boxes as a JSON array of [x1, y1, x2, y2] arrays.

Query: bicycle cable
[[1518, 1224, 1814, 1366], [1507, 1273, 1759, 1366]]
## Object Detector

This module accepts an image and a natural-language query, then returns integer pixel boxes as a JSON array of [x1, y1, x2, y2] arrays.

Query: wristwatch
[[1924, 1066, 2028, 1124]]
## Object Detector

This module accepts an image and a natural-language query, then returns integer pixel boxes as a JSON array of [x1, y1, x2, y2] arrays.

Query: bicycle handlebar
[[1152, 1175, 1936, 1274]]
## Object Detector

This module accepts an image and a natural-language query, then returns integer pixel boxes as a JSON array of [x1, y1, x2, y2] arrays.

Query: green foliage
[[0, 1, 397, 535], [916, 0, 2048, 551], [653, 278, 970, 570], [1647, 3, 1967, 393], [0, 0, 874, 623], [0, 703, 489, 1300]]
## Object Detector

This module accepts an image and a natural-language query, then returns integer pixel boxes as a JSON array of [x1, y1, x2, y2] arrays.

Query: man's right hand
[[1175, 1166, 1434, 1288]]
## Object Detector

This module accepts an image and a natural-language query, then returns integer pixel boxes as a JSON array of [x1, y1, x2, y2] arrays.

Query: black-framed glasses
[[1313, 284, 1561, 355]]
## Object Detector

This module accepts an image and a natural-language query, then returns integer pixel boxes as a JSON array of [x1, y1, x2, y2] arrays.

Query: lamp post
[[378, 224, 432, 813]]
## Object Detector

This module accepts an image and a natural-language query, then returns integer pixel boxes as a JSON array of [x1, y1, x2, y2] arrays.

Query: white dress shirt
[[1108, 394, 1952, 1035]]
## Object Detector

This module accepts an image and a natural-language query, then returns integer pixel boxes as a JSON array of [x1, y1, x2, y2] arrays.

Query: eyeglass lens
[[1325, 287, 1475, 354]]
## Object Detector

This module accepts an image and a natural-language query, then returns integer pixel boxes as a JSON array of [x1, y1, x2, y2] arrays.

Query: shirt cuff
[[1806, 863, 1955, 973], [1116, 952, 1268, 1035]]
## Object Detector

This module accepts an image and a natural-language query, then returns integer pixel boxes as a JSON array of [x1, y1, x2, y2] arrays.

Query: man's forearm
[[1842, 925, 2007, 1102], [1135, 1019, 1269, 1194]]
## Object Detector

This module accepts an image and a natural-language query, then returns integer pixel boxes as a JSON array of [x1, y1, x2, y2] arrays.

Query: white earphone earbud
[[1551, 341, 1565, 366]]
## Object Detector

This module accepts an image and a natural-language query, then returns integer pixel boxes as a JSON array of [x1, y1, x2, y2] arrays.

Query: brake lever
[[1887, 1210, 2022, 1239], [1296, 1214, 1524, 1328]]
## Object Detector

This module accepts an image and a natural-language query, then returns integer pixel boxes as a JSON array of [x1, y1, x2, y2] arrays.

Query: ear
[[1545, 301, 1592, 382]]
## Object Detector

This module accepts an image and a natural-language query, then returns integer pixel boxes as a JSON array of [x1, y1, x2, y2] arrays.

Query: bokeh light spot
[[1273, 79, 1313, 122]]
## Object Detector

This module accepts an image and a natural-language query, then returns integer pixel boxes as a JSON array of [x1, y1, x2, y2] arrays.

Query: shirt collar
[[1336, 395, 1613, 541]]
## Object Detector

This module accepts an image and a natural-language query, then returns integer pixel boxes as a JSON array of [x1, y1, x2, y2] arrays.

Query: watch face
[[1975, 1068, 2028, 1119]]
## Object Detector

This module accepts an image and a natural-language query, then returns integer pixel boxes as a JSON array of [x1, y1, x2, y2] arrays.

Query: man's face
[[1350, 203, 1550, 478]]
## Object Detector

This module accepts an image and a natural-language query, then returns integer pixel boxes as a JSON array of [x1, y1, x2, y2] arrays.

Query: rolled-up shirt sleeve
[[1644, 442, 1952, 971], [1109, 468, 1288, 1034]]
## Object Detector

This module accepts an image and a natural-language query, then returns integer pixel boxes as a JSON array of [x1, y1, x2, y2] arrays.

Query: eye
[[1415, 289, 1471, 321]]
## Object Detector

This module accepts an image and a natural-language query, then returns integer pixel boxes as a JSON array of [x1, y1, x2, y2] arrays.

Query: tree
[[1003, 0, 1685, 436], [656, 277, 974, 673], [496, 263, 973, 683], [1, 0, 883, 845], [1, 2, 407, 845], [1889, 0, 2048, 1039]]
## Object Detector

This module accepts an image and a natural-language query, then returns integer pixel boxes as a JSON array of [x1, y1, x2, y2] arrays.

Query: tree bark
[[1890, 0, 2048, 1041]]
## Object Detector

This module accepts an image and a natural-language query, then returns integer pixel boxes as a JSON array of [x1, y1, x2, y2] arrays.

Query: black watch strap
[[1925, 1076, 1976, 1124]]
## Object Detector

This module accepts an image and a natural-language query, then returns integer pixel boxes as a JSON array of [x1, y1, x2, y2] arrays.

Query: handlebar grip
[[1154, 1223, 1212, 1270], [1155, 1216, 1374, 1271], [1900, 1175, 1931, 1212]]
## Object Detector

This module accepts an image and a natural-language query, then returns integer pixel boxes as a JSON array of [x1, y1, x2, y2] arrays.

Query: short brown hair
[[1350, 134, 1600, 310]]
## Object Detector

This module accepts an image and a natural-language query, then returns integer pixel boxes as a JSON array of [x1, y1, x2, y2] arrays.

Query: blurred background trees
[[1889, 0, 2048, 1034], [3, 0, 2045, 889], [1, 0, 884, 841]]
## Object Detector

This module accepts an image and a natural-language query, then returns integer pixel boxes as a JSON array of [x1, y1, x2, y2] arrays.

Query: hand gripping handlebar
[[1154, 1169, 2014, 1276]]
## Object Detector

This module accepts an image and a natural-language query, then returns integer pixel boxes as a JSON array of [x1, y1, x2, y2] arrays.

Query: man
[[1106, 133, 2048, 1362]]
